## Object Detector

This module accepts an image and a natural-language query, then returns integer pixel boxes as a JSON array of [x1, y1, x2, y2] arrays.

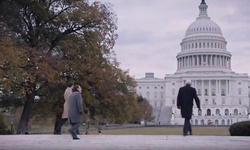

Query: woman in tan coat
[[54, 82, 73, 134]]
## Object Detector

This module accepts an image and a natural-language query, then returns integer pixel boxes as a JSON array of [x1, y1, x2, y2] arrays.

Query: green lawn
[[87, 126, 230, 136], [2, 113, 230, 136]]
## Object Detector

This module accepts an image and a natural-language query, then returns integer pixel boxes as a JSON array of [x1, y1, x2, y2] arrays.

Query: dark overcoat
[[177, 85, 200, 119], [68, 92, 83, 124]]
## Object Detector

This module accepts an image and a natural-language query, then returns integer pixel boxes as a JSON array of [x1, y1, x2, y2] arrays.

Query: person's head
[[185, 79, 192, 85], [72, 84, 82, 93], [66, 82, 74, 88]]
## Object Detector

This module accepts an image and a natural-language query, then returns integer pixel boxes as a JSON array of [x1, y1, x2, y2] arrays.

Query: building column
[[216, 80, 219, 95], [218, 80, 221, 96], [201, 55, 203, 66], [229, 58, 231, 69], [215, 55, 217, 67], [181, 57, 184, 68], [192, 56, 195, 67], [196, 55, 199, 66], [205, 55, 208, 66], [209, 80, 211, 96], [201, 80, 204, 96], [229, 80, 231, 95], [225, 79, 228, 95]]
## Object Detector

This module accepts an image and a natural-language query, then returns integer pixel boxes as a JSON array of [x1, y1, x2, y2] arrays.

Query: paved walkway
[[0, 134, 249, 150]]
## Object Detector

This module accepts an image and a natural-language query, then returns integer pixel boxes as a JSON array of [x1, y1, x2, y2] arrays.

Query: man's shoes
[[54, 132, 61, 135], [73, 137, 80, 140]]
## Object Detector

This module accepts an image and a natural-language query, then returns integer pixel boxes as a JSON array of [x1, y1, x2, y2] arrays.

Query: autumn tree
[[131, 95, 155, 125], [0, 38, 59, 133], [0, 0, 138, 133], [54, 33, 138, 124]]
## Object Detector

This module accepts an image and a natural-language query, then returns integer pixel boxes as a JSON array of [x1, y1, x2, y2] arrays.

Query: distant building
[[136, 0, 250, 125]]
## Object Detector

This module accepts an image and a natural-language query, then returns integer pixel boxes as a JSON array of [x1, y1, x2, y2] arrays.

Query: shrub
[[0, 113, 12, 135], [229, 121, 250, 136]]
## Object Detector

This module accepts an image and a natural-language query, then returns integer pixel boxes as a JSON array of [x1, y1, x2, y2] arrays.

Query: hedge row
[[229, 121, 250, 136]]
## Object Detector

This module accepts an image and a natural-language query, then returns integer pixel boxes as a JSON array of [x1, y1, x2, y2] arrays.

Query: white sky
[[91, 0, 250, 79]]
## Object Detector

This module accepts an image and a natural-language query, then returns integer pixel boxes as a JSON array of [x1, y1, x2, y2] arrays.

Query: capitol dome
[[185, 18, 223, 36], [176, 0, 232, 74], [185, 0, 223, 37]]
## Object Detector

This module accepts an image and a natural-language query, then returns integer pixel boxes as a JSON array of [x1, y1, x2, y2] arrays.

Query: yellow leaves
[[0, 38, 60, 90]]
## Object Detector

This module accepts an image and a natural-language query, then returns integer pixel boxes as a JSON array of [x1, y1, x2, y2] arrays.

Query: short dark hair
[[72, 85, 81, 92], [66, 82, 74, 87]]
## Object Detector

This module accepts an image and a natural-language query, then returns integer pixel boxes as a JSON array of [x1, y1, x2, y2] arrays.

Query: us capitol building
[[136, 0, 250, 125]]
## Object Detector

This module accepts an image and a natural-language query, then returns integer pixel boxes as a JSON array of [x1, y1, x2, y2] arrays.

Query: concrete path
[[0, 135, 249, 150]]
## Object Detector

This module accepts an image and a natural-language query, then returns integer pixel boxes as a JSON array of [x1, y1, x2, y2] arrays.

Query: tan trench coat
[[61, 87, 72, 118]]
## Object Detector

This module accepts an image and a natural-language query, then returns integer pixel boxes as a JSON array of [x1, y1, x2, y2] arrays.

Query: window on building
[[213, 99, 216, 105], [172, 82, 175, 85], [155, 86, 157, 89], [222, 120, 225, 125], [234, 109, 238, 115], [172, 99, 175, 105], [222, 99, 225, 105], [198, 109, 202, 116], [147, 87, 149, 89], [207, 109, 211, 116], [225, 109, 229, 115], [238, 82, 241, 85], [161, 86, 164, 89], [195, 120, 198, 125], [239, 99, 241, 105], [215, 120, 218, 125], [197, 89, 201, 96], [216, 109, 220, 115], [211, 89, 215, 96], [201, 120, 204, 125], [221, 89, 225, 96], [204, 89, 208, 96]]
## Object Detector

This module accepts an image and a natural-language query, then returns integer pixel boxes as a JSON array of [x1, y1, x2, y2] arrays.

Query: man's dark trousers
[[183, 118, 192, 135]]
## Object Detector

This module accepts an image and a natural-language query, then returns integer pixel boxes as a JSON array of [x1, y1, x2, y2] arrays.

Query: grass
[[2, 114, 230, 136], [99, 126, 230, 136]]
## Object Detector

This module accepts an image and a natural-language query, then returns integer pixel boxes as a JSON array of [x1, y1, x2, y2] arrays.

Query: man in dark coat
[[177, 79, 201, 136], [68, 85, 83, 140]]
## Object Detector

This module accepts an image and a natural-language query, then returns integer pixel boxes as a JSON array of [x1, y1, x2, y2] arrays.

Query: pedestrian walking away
[[177, 79, 201, 136], [68, 84, 83, 140]]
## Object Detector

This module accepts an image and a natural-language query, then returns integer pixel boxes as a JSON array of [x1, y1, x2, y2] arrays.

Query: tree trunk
[[16, 87, 35, 134]]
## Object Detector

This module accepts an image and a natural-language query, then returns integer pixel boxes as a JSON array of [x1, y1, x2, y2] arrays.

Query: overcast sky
[[91, 0, 250, 79]]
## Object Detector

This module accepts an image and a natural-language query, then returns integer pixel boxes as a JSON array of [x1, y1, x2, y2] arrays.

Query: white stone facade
[[136, 0, 250, 126]]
